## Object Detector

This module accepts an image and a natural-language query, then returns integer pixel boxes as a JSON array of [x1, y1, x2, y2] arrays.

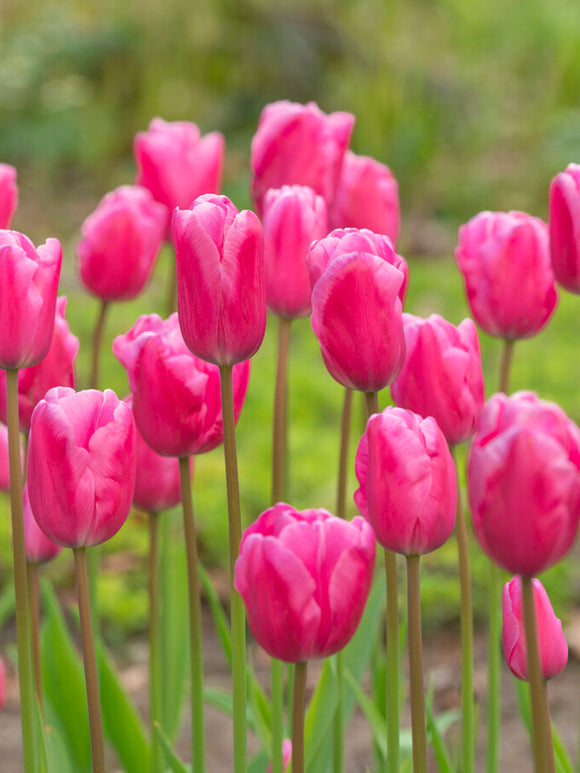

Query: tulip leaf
[[33, 697, 49, 773], [343, 667, 387, 760], [153, 721, 190, 773], [198, 561, 232, 667], [248, 750, 270, 773], [424, 686, 457, 773], [0, 583, 15, 630]]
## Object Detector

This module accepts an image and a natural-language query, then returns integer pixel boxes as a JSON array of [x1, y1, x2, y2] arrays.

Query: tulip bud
[[549, 163, 580, 293], [235, 503, 375, 663], [0, 164, 18, 229], [267, 740, 292, 773], [23, 483, 62, 564], [502, 576, 568, 681]]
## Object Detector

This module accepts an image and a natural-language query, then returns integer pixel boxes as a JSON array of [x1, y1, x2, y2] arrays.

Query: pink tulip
[[113, 313, 250, 458], [23, 483, 62, 563], [306, 227, 408, 301], [267, 740, 292, 773], [0, 164, 18, 229], [0, 423, 17, 492], [250, 100, 354, 216], [134, 117, 224, 235], [0, 230, 62, 370], [262, 185, 328, 319], [549, 163, 580, 293], [502, 576, 567, 681], [329, 151, 400, 244], [78, 185, 166, 302], [468, 391, 580, 576], [0, 657, 6, 710], [355, 407, 456, 555], [390, 314, 485, 446], [310, 251, 406, 392], [455, 210, 557, 339], [0, 297, 79, 432], [27, 387, 136, 548], [173, 193, 266, 365], [235, 503, 375, 663]]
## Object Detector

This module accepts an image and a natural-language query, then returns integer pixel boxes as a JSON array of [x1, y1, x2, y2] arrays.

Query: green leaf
[[247, 662, 272, 751], [248, 750, 269, 773], [33, 697, 49, 773], [424, 688, 457, 773], [154, 721, 190, 773], [343, 668, 387, 760], [198, 562, 232, 667], [552, 725, 574, 773], [0, 583, 15, 631]]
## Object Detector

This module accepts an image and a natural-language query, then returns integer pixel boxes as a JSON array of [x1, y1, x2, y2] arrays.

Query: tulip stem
[[6, 368, 36, 773], [384, 546, 400, 773], [148, 511, 163, 773], [73, 547, 105, 773], [272, 316, 292, 503], [220, 363, 247, 773], [499, 339, 514, 394], [451, 445, 475, 773], [365, 391, 379, 419], [406, 554, 427, 773], [179, 456, 206, 773], [89, 299, 109, 390], [486, 561, 501, 773], [521, 575, 553, 773], [271, 658, 284, 773], [27, 561, 43, 714], [291, 661, 308, 773]]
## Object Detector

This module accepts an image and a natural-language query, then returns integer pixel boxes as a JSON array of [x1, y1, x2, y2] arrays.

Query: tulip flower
[[329, 151, 400, 244], [0, 230, 62, 370], [173, 194, 266, 366], [0, 657, 6, 711], [23, 484, 61, 564], [235, 502, 376, 663], [78, 185, 166, 302], [262, 185, 328, 319], [455, 210, 557, 340], [135, 117, 224, 235], [0, 423, 17, 493], [0, 164, 18, 229], [391, 314, 485, 446], [251, 100, 354, 216], [268, 740, 292, 773], [468, 391, 580, 577], [549, 163, 580, 293], [27, 387, 136, 549], [502, 576, 567, 682], [310, 251, 406, 392]]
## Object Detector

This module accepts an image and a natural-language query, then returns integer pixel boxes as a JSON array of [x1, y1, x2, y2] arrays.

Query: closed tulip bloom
[[251, 100, 354, 216], [235, 503, 375, 663], [173, 193, 266, 365], [0, 164, 18, 229], [549, 163, 580, 293], [502, 576, 568, 681], [23, 483, 62, 564], [354, 408, 457, 554], [391, 314, 485, 446], [262, 185, 328, 319], [455, 210, 557, 339], [306, 227, 408, 300], [0, 230, 62, 370], [0, 297, 79, 432], [329, 151, 400, 244], [310, 251, 406, 392], [113, 313, 250, 457], [78, 185, 166, 302], [0, 424, 17, 492], [468, 391, 580, 576], [135, 117, 224, 235], [27, 387, 136, 549]]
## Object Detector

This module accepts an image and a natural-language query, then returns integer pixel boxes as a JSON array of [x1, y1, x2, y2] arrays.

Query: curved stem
[[499, 339, 515, 394], [148, 512, 163, 773], [406, 555, 426, 773], [179, 456, 205, 773], [27, 561, 43, 714], [272, 317, 292, 504], [220, 364, 247, 773], [291, 662, 308, 773], [89, 300, 109, 390], [74, 547, 105, 773], [7, 369, 35, 772]]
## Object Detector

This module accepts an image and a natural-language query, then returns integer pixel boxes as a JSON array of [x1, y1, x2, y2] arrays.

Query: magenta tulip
[[391, 314, 485, 446], [173, 193, 266, 365], [355, 407, 457, 555], [23, 483, 62, 564], [502, 576, 567, 681], [262, 185, 328, 319], [329, 151, 400, 244], [549, 163, 580, 293], [135, 117, 224, 235], [250, 100, 354, 216], [113, 313, 250, 457], [0, 230, 62, 370], [455, 210, 557, 339], [235, 503, 375, 663], [78, 185, 166, 302], [310, 251, 406, 392], [27, 387, 136, 548], [0, 165, 18, 229], [0, 423, 18, 493], [0, 657, 5, 710], [468, 391, 580, 576]]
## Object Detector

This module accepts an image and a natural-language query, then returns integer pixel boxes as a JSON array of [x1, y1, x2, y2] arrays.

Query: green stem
[[89, 299, 109, 390], [27, 561, 43, 715], [271, 658, 284, 773], [7, 369, 35, 773], [73, 547, 105, 773], [291, 662, 308, 773], [451, 445, 475, 773], [148, 512, 163, 773], [406, 555, 426, 773], [365, 391, 379, 419], [179, 456, 205, 773], [541, 681, 555, 773], [219, 364, 247, 773], [272, 317, 292, 504], [384, 546, 400, 773], [521, 576, 552, 773], [486, 562, 501, 773], [499, 339, 515, 394]]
